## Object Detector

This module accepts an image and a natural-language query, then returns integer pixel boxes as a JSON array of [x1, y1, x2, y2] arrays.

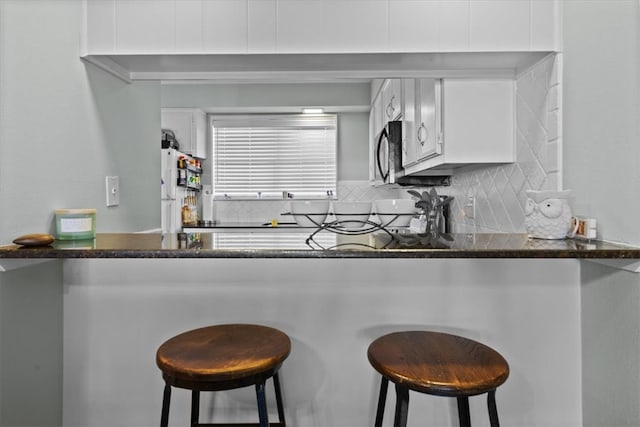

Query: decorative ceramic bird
[[524, 190, 573, 239]]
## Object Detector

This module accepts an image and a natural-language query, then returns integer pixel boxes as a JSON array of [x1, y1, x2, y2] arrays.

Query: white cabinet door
[[441, 79, 514, 164], [202, 0, 248, 52], [402, 79, 418, 167], [415, 78, 441, 161], [403, 78, 514, 175], [369, 92, 383, 183], [470, 0, 530, 51], [162, 109, 208, 159], [382, 79, 402, 122], [115, 0, 175, 53]]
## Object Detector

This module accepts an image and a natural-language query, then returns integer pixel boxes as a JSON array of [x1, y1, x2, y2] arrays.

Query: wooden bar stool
[[156, 324, 291, 427], [367, 331, 509, 427]]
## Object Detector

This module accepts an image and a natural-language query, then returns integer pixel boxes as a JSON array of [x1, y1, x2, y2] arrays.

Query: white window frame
[[211, 114, 337, 200]]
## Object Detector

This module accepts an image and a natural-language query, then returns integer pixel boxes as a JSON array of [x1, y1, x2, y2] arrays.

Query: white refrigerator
[[161, 148, 201, 233]]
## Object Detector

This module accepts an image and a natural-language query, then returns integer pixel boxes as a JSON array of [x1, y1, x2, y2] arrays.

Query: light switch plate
[[106, 176, 119, 207]]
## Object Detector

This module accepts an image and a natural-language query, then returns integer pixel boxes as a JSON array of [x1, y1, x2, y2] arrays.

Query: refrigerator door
[[161, 148, 177, 200], [161, 199, 183, 233]]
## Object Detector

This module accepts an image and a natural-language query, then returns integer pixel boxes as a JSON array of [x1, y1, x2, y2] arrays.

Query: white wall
[[564, 1, 640, 246], [63, 258, 582, 427], [0, 0, 162, 425], [0, 261, 63, 427], [0, 0, 161, 245], [562, 1, 640, 426]]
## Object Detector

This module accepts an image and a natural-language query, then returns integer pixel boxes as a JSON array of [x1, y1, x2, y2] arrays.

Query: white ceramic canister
[[524, 190, 574, 239]]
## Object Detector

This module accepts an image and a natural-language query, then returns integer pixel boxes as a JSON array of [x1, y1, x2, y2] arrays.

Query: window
[[211, 114, 337, 199]]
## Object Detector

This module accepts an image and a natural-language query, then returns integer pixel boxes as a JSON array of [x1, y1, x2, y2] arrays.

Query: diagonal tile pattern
[[420, 54, 562, 233]]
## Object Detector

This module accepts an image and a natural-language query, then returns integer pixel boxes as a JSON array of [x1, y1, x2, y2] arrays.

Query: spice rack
[[177, 156, 202, 191]]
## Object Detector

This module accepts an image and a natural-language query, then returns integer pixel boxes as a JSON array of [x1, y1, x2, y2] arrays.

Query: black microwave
[[376, 121, 403, 184], [375, 120, 451, 187]]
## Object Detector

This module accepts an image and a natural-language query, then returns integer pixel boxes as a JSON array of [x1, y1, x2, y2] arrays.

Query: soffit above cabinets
[[81, 52, 553, 84]]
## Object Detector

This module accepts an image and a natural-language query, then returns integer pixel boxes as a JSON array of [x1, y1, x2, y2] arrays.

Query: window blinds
[[212, 114, 337, 199]]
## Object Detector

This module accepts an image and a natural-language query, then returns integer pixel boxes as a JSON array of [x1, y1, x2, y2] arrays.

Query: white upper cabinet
[[402, 78, 441, 168], [82, 0, 559, 56], [414, 78, 441, 161], [404, 78, 515, 175], [381, 79, 402, 122], [401, 79, 417, 167]]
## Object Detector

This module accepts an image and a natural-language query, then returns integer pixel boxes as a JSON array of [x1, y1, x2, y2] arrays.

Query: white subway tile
[[547, 109, 560, 141]]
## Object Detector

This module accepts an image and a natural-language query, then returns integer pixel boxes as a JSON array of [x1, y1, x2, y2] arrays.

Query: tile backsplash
[[435, 53, 562, 233], [213, 53, 561, 231]]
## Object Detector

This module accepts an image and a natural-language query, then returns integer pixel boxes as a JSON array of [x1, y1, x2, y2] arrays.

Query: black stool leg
[[273, 373, 287, 426], [487, 390, 500, 427], [457, 396, 471, 427], [160, 383, 171, 427], [393, 384, 409, 427], [374, 377, 389, 427], [191, 390, 200, 427], [255, 381, 269, 427]]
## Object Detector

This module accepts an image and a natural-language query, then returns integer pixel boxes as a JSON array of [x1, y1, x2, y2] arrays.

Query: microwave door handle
[[377, 128, 389, 182]]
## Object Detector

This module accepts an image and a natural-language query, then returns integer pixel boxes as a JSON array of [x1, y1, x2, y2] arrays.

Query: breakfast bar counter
[[2, 232, 638, 427], [0, 232, 639, 260]]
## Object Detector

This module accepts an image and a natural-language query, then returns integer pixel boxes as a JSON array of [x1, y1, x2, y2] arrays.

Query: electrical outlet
[[106, 176, 119, 207], [464, 196, 475, 219]]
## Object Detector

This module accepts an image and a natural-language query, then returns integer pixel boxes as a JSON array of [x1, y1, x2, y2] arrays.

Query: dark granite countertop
[[0, 232, 639, 259]]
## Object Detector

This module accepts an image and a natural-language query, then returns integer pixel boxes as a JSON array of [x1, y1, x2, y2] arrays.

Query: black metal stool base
[[160, 372, 286, 427], [373, 377, 501, 427]]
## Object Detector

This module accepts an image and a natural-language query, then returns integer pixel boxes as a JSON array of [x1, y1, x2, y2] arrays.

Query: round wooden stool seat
[[157, 323, 291, 387], [367, 331, 509, 427], [156, 324, 291, 427]]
